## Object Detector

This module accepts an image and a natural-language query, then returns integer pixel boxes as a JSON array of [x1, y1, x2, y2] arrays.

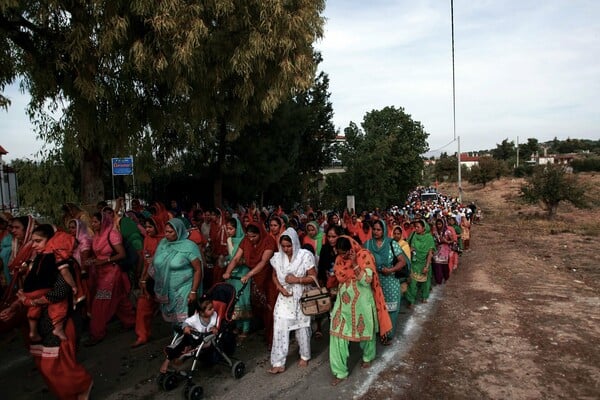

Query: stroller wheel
[[232, 361, 245, 379], [186, 384, 203, 400], [162, 372, 179, 391], [157, 373, 165, 388]]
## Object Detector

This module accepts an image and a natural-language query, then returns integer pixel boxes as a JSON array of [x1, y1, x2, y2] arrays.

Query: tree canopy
[[323, 106, 429, 210], [491, 138, 516, 161], [1, 1, 326, 205]]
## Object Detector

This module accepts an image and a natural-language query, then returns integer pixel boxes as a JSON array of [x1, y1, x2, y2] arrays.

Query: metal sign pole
[[131, 155, 135, 196]]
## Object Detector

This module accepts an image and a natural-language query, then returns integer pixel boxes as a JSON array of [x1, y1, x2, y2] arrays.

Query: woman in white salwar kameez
[[268, 228, 317, 374]]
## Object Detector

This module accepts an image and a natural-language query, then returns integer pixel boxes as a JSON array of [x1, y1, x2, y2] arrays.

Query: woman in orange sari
[[0, 225, 93, 400], [131, 216, 166, 347], [329, 236, 392, 386]]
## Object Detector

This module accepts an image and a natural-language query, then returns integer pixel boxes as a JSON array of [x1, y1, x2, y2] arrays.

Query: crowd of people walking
[[0, 188, 476, 396]]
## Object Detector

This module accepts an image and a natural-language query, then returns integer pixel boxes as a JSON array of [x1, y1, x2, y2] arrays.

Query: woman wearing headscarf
[[268, 228, 316, 374], [268, 215, 285, 244], [432, 218, 454, 285], [131, 216, 166, 347], [313, 224, 344, 339], [1, 224, 93, 400], [86, 211, 136, 346], [329, 236, 392, 386], [0, 213, 13, 287], [150, 218, 203, 323], [447, 214, 462, 271], [405, 220, 436, 307], [357, 218, 372, 245], [302, 221, 324, 261], [206, 208, 228, 288], [222, 221, 277, 347], [67, 219, 93, 306], [364, 220, 407, 342], [8, 215, 36, 278], [224, 217, 252, 338]]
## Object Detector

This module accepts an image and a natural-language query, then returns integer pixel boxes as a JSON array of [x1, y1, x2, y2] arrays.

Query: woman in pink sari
[[85, 211, 135, 346]]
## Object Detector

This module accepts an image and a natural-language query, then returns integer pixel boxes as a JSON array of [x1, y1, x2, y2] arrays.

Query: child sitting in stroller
[[160, 298, 219, 373]]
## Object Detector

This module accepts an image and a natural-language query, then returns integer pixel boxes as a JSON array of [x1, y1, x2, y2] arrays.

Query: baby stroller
[[157, 282, 247, 399]]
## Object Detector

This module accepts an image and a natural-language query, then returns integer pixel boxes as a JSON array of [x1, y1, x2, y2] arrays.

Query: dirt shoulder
[[363, 176, 600, 399]]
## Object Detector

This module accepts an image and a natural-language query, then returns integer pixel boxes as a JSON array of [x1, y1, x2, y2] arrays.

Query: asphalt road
[[0, 289, 442, 400]]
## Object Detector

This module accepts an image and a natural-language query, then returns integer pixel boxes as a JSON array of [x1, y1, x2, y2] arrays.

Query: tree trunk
[[547, 203, 558, 219], [81, 146, 105, 206]]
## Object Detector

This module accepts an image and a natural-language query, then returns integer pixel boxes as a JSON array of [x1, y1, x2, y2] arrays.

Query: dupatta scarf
[[364, 221, 395, 270], [302, 221, 323, 256], [143, 217, 166, 258], [334, 236, 392, 337], [239, 221, 277, 269], [9, 215, 36, 273], [271, 228, 315, 302], [226, 217, 245, 261]]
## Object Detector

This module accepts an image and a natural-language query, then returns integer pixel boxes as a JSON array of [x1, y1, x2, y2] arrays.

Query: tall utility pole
[[516, 136, 520, 167], [451, 0, 461, 202]]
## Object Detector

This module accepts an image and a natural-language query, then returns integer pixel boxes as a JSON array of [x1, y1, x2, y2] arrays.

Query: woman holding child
[[0, 224, 93, 400]]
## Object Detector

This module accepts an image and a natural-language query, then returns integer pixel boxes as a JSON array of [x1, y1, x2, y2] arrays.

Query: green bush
[[571, 157, 600, 172], [513, 164, 534, 177]]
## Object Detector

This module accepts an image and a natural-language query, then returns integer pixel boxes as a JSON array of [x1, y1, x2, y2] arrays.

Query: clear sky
[[1, 0, 599, 162]]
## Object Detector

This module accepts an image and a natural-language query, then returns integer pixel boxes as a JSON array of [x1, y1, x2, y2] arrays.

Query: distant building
[[526, 151, 580, 166], [0, 145, 19, 212], [459, 153, 480, 169]]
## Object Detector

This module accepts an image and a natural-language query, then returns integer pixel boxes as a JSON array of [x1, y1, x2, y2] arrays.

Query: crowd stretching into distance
[[0, 187, 479, 397]]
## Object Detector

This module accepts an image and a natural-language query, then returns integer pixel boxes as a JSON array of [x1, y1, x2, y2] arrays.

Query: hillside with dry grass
[[365, 172, 600, 400]]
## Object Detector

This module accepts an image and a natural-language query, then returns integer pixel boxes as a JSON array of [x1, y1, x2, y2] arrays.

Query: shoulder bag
[[300, 275, 331, 316]]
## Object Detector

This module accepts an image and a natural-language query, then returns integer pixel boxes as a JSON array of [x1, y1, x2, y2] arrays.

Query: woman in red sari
[[8, 215, 36, 277], [223, 221, 277, 347], [0, 225, 93, 400], [86, 211, 135, 346], [131, 216, 166, 347], [268, 215, 285, 244]]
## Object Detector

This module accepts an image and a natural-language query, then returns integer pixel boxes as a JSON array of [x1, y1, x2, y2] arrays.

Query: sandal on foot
[[380, 336, 392, 346], [313, 331, 323, 340], [298, 359, 309, 367], [361, 361, 371, 369]]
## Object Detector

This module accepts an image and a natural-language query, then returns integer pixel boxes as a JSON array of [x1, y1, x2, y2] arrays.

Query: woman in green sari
[[150, 218, 203, 323], [224, 217, 252, 338], [405, 220, 436, 307], [364, 220, 407, 343]]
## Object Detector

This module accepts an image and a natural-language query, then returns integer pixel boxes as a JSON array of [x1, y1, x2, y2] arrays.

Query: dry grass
[[439, 173, 600, 237]]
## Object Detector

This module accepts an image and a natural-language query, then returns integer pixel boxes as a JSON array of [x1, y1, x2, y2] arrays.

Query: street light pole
[[451, 0, 461, 202]]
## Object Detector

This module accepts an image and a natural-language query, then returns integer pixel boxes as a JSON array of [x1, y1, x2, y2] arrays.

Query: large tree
[[327, 106, 429, 210], [491, 138, 516, 161], [1, 1, 325, 205], [227, 69, 336, 207], [519, 138, 540, 160], [520, 164, 587, 218]]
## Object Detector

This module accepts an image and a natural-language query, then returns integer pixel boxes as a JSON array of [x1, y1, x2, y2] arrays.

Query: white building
[[0, 145, 19, 212]]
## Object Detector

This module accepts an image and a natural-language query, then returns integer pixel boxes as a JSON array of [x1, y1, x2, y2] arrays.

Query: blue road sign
[[112, 157, 133, 176]]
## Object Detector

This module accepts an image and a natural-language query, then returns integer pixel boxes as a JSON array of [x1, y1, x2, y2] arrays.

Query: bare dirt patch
[[362, 175, 600, 400]]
